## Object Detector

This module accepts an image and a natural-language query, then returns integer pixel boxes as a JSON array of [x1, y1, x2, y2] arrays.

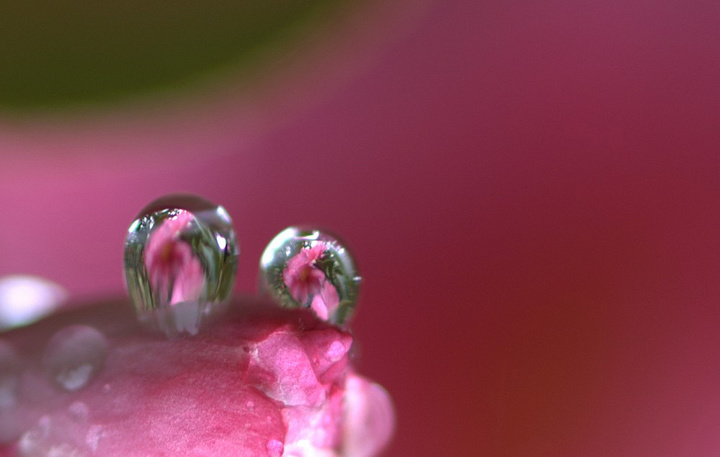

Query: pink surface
[[3, 299, 392, 456], [1, 0, 720, 455]]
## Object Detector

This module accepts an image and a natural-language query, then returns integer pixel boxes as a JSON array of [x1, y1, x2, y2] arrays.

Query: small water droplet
[[124, 194, 239, 337], [259, 227, 360, 325], [68, 401, 89, 422], [86, 425, 103, 452], [325, 340, 348, 363], [42, 325, 108, 392], [19, 415, 85, 457], [45, 443, 83, 457], [266, 438, 284, 457], [18, 415, 51, 455]]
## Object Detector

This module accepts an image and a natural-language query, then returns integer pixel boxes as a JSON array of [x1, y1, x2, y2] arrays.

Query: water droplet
[[0, 275, 66, 331], [325, 340, 348, 363], [19, 415, 87, 456], [67, 401, 89, 422], [260, 227, 360, 325], [124, 194, 239, 337], [18, 415, 51, 455], [266, 438, 284, 457], [86, 425, 103, 452], [42, 325, 108, 392]]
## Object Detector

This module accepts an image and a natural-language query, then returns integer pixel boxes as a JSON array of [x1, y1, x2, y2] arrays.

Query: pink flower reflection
[[144, 211, 204, 306], [311, 280, 340, 321], [283, 244, 339, 320]]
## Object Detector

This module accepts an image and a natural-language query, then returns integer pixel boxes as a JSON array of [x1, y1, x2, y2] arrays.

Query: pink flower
[[283, 244, 339, 320], [144, 211, 205, 306]]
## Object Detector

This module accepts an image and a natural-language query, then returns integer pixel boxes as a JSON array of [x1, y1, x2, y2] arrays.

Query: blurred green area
[[0, 0, 349, 111]]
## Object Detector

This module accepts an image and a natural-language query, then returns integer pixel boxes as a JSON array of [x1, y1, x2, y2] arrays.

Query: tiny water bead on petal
[[42, 325, 108, 392], [124, 194, 239, 337], [260, 227, 360, 325]]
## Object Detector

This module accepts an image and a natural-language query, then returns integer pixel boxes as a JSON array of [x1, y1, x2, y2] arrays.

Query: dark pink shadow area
[[1, 0, 719, 455]]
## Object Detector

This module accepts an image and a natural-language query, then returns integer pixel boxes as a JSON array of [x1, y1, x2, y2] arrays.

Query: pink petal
[[1, 299, 394, 456], [342, 373, 396, 457]]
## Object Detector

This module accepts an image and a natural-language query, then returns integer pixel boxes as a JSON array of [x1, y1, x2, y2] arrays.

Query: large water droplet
[[260, 227, 360, 325], [42, 325, 108, 392], [124, 194, 239, 337]]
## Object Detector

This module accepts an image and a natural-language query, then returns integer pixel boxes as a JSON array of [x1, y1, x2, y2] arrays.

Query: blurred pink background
[[1, 0, 720, 455]]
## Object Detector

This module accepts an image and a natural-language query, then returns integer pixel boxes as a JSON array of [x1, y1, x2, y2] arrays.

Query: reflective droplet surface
[[260, 227, 360, 325], [124, 194, 239, 336], [42, 325, 108, 392]]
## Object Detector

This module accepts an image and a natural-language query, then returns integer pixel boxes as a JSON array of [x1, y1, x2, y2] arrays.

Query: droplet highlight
[[124, 194, 239, 337], [42, 325, 108, 392], [260, 227, 360, 325]]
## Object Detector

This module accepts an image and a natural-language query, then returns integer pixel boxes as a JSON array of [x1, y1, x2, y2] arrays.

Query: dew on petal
[[266, 438, 284, 457], [0, 275, 67, 331], [260, 227, 360, 325], [86, 425, 103, 453], [18, 415, 52, 456], [42, 325, 108, 392], [325, 340, 348, 363], [124, 194, 239, 337], [67, 402, 89, 423]]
